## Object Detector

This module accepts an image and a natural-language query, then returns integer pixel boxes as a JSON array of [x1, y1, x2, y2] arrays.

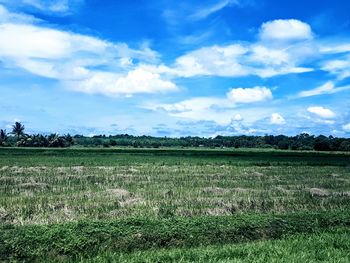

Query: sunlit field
[[0, 148, 349, 262]]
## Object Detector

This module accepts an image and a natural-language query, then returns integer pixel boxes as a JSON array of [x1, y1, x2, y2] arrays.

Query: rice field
[[0, 147, 349, 262]]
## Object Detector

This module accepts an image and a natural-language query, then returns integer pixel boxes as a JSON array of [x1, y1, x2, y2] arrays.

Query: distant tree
[[314, 135, 331, 151], [0, 129, 8, 146], [64, 134, 74, 147], [48, 134, 65, 147], [110, 140, 117, 146], [339, 141, 350, 151], [11, 122, 25, 141]]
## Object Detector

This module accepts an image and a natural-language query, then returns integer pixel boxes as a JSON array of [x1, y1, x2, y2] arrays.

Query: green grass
[[0, 147, 349, 262], [81, 228, 350, 263], [0, 147, 349, 167], [1, 210, 349, 262]]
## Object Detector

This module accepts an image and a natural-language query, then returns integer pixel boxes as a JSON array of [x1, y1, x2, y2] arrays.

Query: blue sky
[[0, 0, 350, 137]]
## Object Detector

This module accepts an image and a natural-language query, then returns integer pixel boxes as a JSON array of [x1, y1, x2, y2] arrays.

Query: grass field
[[0, 147, 349, 262]]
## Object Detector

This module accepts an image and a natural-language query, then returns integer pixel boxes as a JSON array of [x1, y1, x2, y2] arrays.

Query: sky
[[0, 0, 350, 137]]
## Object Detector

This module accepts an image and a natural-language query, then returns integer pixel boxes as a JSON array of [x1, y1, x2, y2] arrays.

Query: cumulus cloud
[[233, 114, 243, 121], [227, 86, 272, 103], [270, 113, 286, 125], [67, 68, 178, 97], [0, 23, 159, 65], [161, 41, 313, 78], [146, 86, 275, 125], [343, 123, 350, 132], [172, 44, 249, 77], [259, 19, 313, 41], [297, 81, 350, 97], [0, 5, 177, 96], [0, 23, 109, 60], [307, 106, 336, 119], [149, 86, 273, 120], [0, 5, 348, 103]]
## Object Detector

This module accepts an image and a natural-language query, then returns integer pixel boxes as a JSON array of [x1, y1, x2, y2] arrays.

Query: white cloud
[[249, 45, 289, 66], [0, 23, 158, 64], [0, 6, 177, 96], [24, 0, 70, 13], [320, 43, 350, 54], [0, 0, 83, 15], [0, 4, 37, 23], [270, 113, 286, 125], [172, 44, 249, 77], [342, 123, 350, 132], [146, 87, 275, 125], [147, 97, 231, 113], [119, 57, 133, 67], [233, 114, 243, 121], [259, 19, 313, 41], [189, 0, 238, 21], [227, 86, 272, 103], [322, 57, 350, 80], [66, 68, 178, 97], [321, 120, 335, 125], [0, 23, 109, 60], [297, 81, 350, 97], [307, 106, 336, 119], [157, 33, 314, 79]]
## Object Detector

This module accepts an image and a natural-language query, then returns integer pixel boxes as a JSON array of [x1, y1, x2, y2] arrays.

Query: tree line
[[0, 122, 74, 148], [1, 122, 350, 151]]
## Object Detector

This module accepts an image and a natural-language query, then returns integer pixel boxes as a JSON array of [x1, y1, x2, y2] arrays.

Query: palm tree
[[11, 122, 25, 140], [0, 129, 7, 146]]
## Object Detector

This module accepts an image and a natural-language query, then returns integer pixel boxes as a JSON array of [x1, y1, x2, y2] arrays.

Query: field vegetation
[[0, 147, 349, 262]]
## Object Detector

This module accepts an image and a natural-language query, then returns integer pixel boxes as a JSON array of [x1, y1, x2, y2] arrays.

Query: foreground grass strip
[[82, 228, 350, 263], [1, 210, 349, 261]]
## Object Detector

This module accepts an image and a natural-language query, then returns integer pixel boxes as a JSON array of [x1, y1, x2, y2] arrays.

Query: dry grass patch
[[205, 207, 231, 216], [251, 172, 264, 177], [106, 188, 131, 198], [232, 187, 251, 193], [202, 187, 230, 195], [0, 207, 13, 222], [309, 188, 331, 197], [18, 182, 48, 189]]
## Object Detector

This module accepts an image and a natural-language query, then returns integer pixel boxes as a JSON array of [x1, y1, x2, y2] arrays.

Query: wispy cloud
[[0, 4, 38, 23], [297, 81, 350, 98], [0, 0, 84, 15], [188, 0, 239, 21], [322, 56, 350, 80]]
